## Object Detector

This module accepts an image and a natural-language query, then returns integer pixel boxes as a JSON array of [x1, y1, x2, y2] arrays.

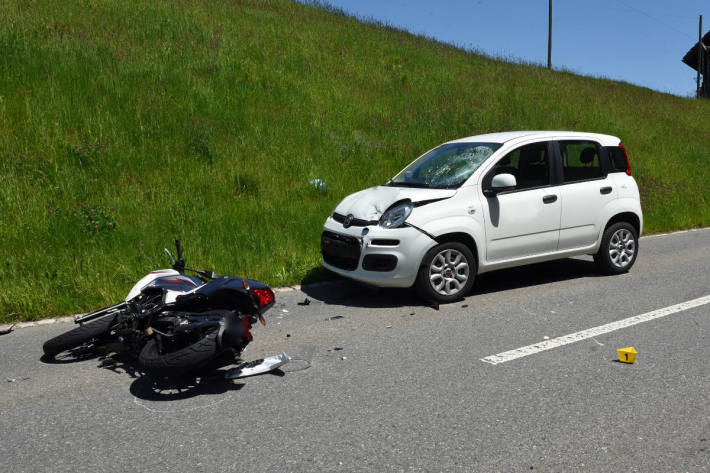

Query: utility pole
[[698, 15, 703, 98], [547, 0, 556, 69]]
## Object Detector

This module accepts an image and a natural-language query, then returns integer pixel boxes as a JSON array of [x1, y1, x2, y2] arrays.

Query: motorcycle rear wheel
[[139, 330, 219, 378], [42, 315, 116, 359]]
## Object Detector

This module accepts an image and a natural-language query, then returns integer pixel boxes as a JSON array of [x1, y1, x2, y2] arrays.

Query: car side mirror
[[484, 173, 517, 196]]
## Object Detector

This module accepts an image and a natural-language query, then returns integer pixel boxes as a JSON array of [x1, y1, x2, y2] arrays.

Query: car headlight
[[379, 201, 413, 229]]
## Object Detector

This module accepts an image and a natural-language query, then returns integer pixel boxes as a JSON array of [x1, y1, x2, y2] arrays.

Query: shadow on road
[[129, 371, 245, 401], [300, 278, 417, 309], [301, 257, 604, 309], [40, 348, 256, 401], [472, 257, 601, 296]]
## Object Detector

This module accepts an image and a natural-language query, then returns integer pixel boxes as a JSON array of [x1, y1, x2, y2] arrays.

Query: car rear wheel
[[416, 242, 476, 303], [594, 222, 638, 274]]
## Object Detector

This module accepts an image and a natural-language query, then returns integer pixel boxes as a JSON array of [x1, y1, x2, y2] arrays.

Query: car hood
[[334, 186, 457, 221]]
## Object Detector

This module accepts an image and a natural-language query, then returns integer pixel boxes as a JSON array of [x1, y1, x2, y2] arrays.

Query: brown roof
[[682, 30, 710, 71]]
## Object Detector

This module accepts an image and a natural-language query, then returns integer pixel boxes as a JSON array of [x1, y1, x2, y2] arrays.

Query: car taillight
[[251, 288, 275, 309], [618, 142, 631, 175]]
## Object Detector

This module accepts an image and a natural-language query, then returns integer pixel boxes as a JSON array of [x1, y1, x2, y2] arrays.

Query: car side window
[[487, 141, 551, 191], [605, 146, 629, 173], [558, 140, 603, 182]]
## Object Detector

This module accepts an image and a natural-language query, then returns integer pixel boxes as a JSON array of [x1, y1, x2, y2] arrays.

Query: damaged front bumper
[[321, 216, 437, 288]]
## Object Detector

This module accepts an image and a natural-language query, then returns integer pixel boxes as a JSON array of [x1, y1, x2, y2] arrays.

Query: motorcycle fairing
[[125, 269, 204, 302], [172, 276, 254, 313], [224, 353, 291, 379]]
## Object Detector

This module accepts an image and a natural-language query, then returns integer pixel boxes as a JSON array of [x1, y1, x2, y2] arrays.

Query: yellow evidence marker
[[617, 346, 637, 364]]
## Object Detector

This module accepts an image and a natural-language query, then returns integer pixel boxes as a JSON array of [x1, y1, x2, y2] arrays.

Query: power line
[[614, 0, 696, 39], [564, 0, 697, 20]]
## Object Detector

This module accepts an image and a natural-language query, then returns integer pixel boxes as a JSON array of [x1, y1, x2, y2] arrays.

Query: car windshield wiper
[[385, 181, 432, 188]]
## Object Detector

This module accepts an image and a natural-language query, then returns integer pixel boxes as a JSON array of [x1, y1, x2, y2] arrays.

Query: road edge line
[[3, 227, 707, 330]]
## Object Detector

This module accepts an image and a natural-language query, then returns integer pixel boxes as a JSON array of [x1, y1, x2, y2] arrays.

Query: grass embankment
[[1, 0, 708, 321]]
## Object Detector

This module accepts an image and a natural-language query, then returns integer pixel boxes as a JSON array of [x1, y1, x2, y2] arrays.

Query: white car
[[321, 131, 642, 303]]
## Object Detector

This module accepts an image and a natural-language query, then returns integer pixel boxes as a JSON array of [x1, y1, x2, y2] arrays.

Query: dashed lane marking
[[481, 294, 710, 365]]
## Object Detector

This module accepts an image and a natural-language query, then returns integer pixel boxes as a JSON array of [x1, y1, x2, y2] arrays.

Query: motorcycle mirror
[[164, 248, 175, 265]]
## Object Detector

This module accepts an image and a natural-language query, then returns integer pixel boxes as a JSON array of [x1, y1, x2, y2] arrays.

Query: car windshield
[[387, 142, 501, 189]]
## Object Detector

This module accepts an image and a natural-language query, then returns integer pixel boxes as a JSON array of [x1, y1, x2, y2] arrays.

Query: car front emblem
[[343, 214, 354, 228]]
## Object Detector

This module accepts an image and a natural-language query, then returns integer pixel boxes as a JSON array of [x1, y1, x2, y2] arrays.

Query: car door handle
[[542, 194, 557, 204], [600, 186, 612, 195]]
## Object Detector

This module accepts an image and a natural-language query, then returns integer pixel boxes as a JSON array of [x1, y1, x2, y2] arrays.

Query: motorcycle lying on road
[[43, 241, 286, 378]]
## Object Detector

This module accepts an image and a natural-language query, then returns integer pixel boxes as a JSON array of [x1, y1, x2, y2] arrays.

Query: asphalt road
[[1, 228, 709, 472]]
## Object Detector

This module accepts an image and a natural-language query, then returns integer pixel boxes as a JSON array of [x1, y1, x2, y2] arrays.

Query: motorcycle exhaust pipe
[[176, 320, 223, 332]]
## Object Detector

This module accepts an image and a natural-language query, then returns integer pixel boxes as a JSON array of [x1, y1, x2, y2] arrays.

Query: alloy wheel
[[428, 248, 470, 296], [608, 228, 636, 268]]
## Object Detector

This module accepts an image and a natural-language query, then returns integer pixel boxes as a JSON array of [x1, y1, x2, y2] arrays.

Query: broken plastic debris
[[385, 325, 392, 329], [6, 378, 16, 383], [333, 347, 344, 351], [224, 353, 291, 379], [461, 304, 469, 308], [0, 323, 17, 336], [427, 301, 440, 310], [341, 356, 347, 360], [309, 178, 330, 192], [326, 315, 344, 321], [297, 298, 311, 306], [281, 309, 289, 313]]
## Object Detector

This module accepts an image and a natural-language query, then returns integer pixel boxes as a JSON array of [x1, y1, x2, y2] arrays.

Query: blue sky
[[317, 0, 707, 97]]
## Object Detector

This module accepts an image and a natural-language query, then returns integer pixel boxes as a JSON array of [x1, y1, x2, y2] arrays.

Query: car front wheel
[[416, 242, 476, 303]]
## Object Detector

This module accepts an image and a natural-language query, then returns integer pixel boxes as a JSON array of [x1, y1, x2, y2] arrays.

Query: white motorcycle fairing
[[125, 269, 204, 303], [224, 353, 291, 379]]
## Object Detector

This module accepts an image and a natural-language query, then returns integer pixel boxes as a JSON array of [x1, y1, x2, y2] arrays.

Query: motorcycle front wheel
[[139, 330, 219, 378], [42, 314, 116, 359]]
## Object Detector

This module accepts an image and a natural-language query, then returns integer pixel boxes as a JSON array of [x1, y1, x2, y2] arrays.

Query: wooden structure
[[682, 30, 710, 98]]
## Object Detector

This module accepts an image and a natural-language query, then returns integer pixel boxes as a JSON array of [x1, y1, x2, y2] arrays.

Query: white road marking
[[2, 227, 708, 331], [133, 395, 231, 414], [481, 294, 710, 365], [640, 226, 709, 239]]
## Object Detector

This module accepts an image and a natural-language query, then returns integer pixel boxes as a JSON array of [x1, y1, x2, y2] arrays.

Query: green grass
[[1, 0, 708, 321]]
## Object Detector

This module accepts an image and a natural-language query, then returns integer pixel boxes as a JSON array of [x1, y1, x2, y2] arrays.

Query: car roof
[[446, 131, 621, 147]]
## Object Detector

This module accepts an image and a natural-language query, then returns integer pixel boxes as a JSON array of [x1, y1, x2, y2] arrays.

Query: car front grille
[[332, 212, 378, 228], [321, 231, 361, 271]]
